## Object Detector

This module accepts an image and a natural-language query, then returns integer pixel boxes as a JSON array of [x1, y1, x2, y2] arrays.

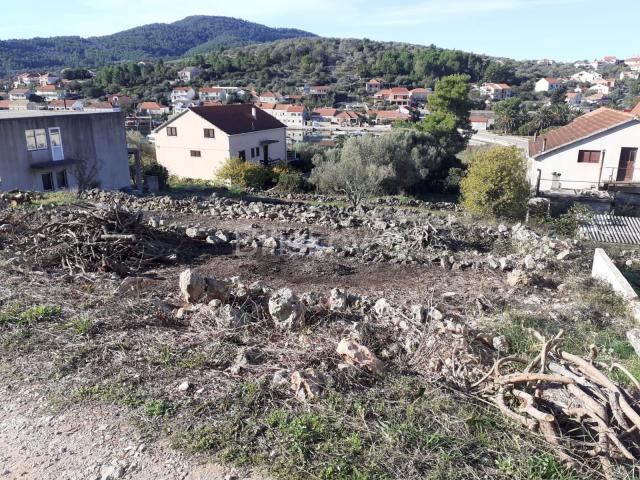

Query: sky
[[1, 0, 639, 61]]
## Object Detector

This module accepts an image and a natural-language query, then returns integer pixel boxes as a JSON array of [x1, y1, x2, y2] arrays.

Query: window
[[578, 150, 601, 164], [166, 127, 177, 137], [204, 128, 215, 138], [190, 150, 201, 158], [251, 147, 259, 158], [56, 170, 68, 189], [25, 129, 48, 151], [41, 172, 54, 191]]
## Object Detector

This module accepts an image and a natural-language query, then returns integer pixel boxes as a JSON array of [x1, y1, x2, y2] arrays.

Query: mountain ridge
[[0, 16, 317, 76]]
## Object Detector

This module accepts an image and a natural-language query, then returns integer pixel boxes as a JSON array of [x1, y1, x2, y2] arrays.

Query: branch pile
[[412, 324, 640, 477], [3, 203, 205, 276]]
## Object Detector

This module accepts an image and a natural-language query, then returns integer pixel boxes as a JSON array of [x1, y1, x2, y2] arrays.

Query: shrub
[[460, 145, 529, 219], [277, 171, 305, 192], [217, 158, 275, 189]]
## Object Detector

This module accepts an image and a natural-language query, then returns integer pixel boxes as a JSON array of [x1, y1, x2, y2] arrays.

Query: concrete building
[[479, 83, 512, 101], [528, 107, 640, 192], [0, 111, 130, 192], [153, 104, 287, 181], [178, 67, 201, 83]]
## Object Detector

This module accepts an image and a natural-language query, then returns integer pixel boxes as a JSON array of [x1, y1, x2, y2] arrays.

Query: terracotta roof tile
[[188, 104, 286, 135], [529, 108, 637, 158]]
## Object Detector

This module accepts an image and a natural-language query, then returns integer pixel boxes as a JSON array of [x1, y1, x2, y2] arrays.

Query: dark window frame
[[56, 169, 68, 189], [167, 127, 178, 137], [238, 150, 246, 161], [190, 150, 202, 158], [41, 172, 54, 191], [577, 150, 601, 164], [204, 128, 215, 138]]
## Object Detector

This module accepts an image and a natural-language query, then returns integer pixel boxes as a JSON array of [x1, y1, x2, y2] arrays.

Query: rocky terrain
[[1, 189, 639, 480]]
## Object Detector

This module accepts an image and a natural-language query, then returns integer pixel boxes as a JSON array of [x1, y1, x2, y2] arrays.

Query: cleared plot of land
[[1, 190, 639, 479]]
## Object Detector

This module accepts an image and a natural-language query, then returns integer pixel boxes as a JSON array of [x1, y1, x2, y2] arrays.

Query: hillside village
[[5, 12, 640, 480]]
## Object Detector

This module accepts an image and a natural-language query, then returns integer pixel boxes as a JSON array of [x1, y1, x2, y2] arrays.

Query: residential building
[[137, 102, 170, 117], [178, 67, 201, 83], [8, 100, 39, 111], [171, 87, 196, 104], [571, 71, 602, 84], [153, 104, 287, 180], [590, 83, 611, 95], [565, 92, 582, 107], [48, 99, 84, 111], [39, 73, 59, 86], [388, 87, 411, 106], [15, 73, 39, 87], [528, 108, 640, 191], [35, 85, 63, 101], [367, 109, 410, 125], [585, 92, 608, 105], [308, 86, 331, 96], [479, 83, 512, 101], [108, 94, 134, 109], [603, 56, 618, 64], [261, 104, 308, 127], [200, 87, 227, 102], [84, 102, 120, 113], [0, 100, 9, 110], [590, 60, 605, 70], [311, 108, 338, 123], [537, 59, 555, 65], [409, 88, 431, 105], [258, 91, 283, 104], [9, 89, 33, 101], [0, 110, 130, 192], [574, 61, 591, 69], [535, 78, 563, 93], [336, 111, 361, 126], [625, 57, 640, 72], [365, 78, 387, 93], [470, 116, 492, 131]]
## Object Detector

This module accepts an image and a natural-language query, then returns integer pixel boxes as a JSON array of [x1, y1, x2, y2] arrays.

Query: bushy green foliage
[[277, 171, 305, 192], [217, 158, 276, 189], [460, 145, 529, 219]]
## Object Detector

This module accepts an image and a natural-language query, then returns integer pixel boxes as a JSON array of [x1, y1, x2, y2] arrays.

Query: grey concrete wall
[[592, 248, 638, 300], [0, 112, 130, 191]]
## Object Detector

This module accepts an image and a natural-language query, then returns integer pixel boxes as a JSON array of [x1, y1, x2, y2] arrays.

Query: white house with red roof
[[35, 85, 63, 101], [308, 86, 331, 96], [258, 91, 283, 104], [479, 83, 512, 101], [9, 88, 33, 101], [365, 78, 387, 93], [200, 87, 227, 102], [137, 102, 170, 117], [528, 108, 640, 191], [535, 77, 563, 93], [171, 87, 196, 103], [259, 103, 309, 127]]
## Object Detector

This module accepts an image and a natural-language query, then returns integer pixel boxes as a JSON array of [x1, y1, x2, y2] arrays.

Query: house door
[[617, 148, 637, 182], [49, 127, 64, 161], [263, 145, 269, 165]]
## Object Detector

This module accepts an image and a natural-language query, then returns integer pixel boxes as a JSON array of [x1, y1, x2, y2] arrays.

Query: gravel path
[[0, 382, 265, 480]]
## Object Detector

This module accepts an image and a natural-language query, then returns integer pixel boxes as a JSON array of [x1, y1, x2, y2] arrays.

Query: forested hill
[[0, 16, 316, 76], [180, 37, 575, 91]]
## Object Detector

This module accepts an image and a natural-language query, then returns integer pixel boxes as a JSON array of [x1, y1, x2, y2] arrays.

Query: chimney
[[542, 137, 547, 152], [251, 107, 257, 120]]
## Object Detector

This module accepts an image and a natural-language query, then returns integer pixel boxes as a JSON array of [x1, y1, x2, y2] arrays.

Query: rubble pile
[[172, 268, 640, 475]]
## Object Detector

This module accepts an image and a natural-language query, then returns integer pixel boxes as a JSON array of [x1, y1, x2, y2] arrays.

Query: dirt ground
[[0, 380, 267, 480]]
